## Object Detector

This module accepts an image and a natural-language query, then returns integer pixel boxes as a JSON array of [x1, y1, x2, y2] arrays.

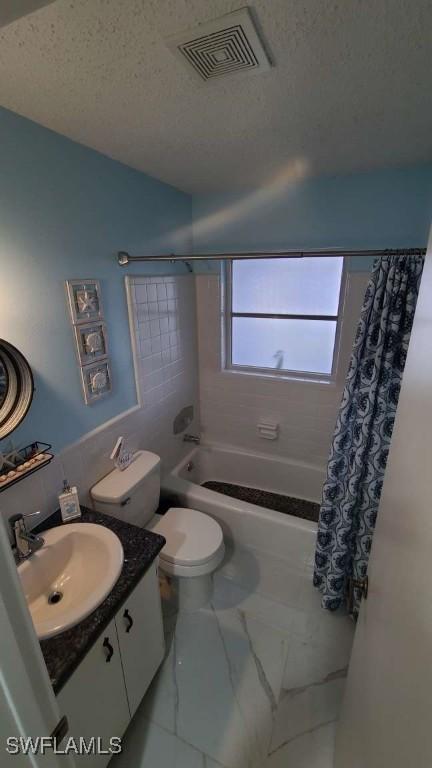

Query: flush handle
[[123, 609, 134, 633], [121, 497, 131, 507], [103, 636, 114, 662]]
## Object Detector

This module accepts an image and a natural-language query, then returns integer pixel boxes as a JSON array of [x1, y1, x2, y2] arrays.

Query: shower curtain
[[313, 254, 424, 615]]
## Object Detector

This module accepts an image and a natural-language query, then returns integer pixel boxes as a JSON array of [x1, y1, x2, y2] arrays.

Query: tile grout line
[[141, 714, 230, 767], [267, 718, 337, 757], [210, 602, 256, 768], [238, 610, 278, 715], [281, 666, 348, 700]]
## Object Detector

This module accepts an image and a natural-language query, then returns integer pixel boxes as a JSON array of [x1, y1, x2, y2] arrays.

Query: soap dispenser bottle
[[59, 480, 81, 522]]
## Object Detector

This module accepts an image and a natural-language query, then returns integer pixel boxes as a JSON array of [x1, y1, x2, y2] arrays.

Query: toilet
[[90, 450, 225, 611]]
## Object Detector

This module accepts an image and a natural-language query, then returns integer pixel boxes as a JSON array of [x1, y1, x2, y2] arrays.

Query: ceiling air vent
[[166, 7, 271, 83]]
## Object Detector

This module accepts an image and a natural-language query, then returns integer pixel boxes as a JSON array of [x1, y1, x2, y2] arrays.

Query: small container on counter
[[59, 480, 81, 522]]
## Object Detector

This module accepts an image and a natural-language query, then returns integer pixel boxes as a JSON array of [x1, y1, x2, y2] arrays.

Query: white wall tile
[[128, 273, 200, 473]]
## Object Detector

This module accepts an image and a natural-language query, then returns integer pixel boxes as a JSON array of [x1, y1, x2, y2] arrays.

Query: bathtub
[[161, 443, 324, 569]]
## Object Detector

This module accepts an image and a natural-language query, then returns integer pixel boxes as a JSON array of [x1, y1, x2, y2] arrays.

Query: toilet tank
[[90, 450, 160, 527]]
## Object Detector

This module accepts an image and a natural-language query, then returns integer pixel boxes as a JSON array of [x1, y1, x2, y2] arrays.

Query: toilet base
[[160, 572, 213, 613]]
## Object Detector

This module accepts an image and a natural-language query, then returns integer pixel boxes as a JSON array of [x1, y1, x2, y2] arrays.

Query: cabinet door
[[57, 618, 130, 767], [115, 564, 165, 717]]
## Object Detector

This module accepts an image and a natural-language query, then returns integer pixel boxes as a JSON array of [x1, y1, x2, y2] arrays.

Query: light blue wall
[[0, 107, 192, 452], [192, 165, 432, 273], [2, 105, 431, 454]]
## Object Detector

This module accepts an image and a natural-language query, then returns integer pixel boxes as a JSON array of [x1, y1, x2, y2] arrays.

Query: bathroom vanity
[[36, 508, 166, 765]]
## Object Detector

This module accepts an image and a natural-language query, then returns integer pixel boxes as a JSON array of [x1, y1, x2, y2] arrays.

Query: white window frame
[[223, 256, 347, 383]]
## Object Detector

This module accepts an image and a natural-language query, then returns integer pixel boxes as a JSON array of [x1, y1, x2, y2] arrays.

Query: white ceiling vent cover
[[166, 7, 271, 83]]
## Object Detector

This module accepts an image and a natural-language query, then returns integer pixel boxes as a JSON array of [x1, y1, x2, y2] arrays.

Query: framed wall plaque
[[73, 322, 108, 366], [80, 360, 112, 405], [65, 279, 112, 405], [66, 279, 103, 324]]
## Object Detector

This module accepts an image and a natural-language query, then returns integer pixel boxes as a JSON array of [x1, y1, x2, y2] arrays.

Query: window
[[225, 256, 344, 379]]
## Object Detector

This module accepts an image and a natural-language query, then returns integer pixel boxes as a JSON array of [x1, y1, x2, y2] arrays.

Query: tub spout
[[183, 434, 200, 444]]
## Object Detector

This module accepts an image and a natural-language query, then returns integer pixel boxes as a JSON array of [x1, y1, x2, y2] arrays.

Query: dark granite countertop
[[35, 507, 165, 695]]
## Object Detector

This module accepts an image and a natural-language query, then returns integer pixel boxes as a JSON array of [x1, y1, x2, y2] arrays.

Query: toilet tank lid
[[90, 450, 160, 504]]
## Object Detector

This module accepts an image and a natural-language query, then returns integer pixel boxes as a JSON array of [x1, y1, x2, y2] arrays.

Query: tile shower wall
[[0, 274, 199, 533], [127, 274, 200, 447], [195, 268, 370, 470]]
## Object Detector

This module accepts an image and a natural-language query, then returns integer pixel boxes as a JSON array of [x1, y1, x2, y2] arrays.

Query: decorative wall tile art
[[65, 279, 112, 405], [73, 322, 108, 366], [80, 360, 112, 404], [66, 279, 103, 324]]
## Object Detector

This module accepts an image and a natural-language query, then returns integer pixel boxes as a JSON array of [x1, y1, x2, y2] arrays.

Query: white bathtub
[[161, 443, 323, 569]]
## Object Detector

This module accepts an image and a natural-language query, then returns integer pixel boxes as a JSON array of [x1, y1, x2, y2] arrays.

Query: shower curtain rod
[[117, 247, 426, 266]]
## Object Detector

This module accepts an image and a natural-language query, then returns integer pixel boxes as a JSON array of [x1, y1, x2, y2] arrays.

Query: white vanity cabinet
[[57, 617, 129, 766], [115, 563, 165, 717], [57, 564, 164, 764]]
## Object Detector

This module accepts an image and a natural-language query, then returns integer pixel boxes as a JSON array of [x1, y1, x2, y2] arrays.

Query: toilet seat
[[154, 507, 225, 578]]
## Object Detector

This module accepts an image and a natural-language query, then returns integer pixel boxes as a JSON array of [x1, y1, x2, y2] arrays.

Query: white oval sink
[[18, 523, 124, 640]]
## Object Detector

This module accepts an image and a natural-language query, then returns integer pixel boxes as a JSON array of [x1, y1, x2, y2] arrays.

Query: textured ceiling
[[0, 0, 431, 193]]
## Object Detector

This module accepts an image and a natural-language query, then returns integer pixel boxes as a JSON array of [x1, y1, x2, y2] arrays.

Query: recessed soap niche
[[65, 279, 112, 404]]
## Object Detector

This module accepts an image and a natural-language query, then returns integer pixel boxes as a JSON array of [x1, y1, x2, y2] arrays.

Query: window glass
[[232, 317, 337, 375], [228, 256, 344, 377], [232, 256, 343, 316]]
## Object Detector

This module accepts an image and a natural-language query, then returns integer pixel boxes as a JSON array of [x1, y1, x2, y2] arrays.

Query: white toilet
[[90, 450, 225, 611]]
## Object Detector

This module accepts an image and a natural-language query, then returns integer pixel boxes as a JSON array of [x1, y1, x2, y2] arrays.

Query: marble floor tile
[[214, 567, 354, 655], [290, 603, 355, 649], [174, 604, 289, 768], [218, 544, 309, 610], [110, 718, 205, 768], [203, 757, 228, 768], [212, 574, 296, 636], [269, 678, 345, 754], [282, 635, 351, 691], [264, 722, 335, 768], [140, 625, 178, 733], [119, 566, 355, 768], [174, 608, 250, 767]]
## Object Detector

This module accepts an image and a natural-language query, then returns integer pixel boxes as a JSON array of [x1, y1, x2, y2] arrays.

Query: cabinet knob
[[103, 636, 114, 662], [123, 608, 134, 633]]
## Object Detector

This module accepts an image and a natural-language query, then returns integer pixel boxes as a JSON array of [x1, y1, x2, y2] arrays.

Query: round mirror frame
[[0, 340, 34, 440]]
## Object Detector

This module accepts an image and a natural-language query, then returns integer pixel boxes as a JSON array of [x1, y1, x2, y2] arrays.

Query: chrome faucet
[[9, 512, 44, 562], [183, 434, 200, 445]]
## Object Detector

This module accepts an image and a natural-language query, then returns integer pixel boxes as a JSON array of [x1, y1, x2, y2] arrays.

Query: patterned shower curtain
[[313, 254, 424, 615]]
